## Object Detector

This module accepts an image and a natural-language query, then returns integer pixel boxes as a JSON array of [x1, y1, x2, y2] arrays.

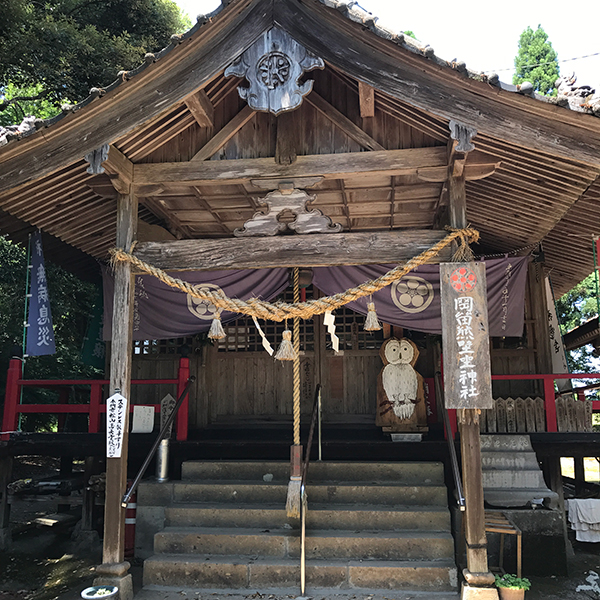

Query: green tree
[[0, 236, 102, 431], [513, 25, 560, 96], [0, 0, 190, 122], [555, 273, 599, 372]]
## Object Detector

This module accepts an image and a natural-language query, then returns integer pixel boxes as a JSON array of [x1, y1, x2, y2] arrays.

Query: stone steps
[[181, 460, 444, 484], [165, 503, 451, 530], [143, 554, 458, 591], [139, 460, 457, 593], [154, 526, 454, 560], [171, 481, 447, 505]]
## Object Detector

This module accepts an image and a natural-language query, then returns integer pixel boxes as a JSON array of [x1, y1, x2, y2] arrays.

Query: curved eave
[[1, 0, 600, 190]]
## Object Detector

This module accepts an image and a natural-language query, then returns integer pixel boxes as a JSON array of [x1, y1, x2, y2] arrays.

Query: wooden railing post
[[176, 356, 190, 441], [2, 355, 22, 441], [89, 383, 102, 433], [544, 376, 558, 432]]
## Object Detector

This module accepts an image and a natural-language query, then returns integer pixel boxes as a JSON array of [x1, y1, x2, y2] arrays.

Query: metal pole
[[300, 486, 306, 595], [122, 376, 195, 507], [156, 439, 169, 482], [317, 387, 322, 462]]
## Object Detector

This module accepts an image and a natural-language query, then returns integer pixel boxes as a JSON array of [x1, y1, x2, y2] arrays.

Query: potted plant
[[495, 574, 531, 600]]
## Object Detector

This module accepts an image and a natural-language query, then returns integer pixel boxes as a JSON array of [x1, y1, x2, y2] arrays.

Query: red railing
[[1, 357, 191, 441], [445, 372, 600, 438]]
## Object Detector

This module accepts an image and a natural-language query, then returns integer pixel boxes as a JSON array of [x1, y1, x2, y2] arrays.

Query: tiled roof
[[1, 0, 599, 148]]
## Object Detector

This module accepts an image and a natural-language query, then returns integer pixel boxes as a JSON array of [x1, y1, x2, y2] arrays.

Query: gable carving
[[225, 27, 324, 115], [233, 188, 342, 237]]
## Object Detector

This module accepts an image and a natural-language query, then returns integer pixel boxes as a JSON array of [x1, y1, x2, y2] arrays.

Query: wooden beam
[[275, 110, 298, 165], [103, 145, 134, 195], [132, 230, 451, 271], [306, 92, 385, 151], [358, 81, 375, 118], [99, 188, 137, 580], [134, 147, 448, 187], [191, 105, 256, 162], [184, 90, 214, 128]]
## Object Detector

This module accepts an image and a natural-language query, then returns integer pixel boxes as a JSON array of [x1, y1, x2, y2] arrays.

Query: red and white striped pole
[[124, 480, 137, 559]]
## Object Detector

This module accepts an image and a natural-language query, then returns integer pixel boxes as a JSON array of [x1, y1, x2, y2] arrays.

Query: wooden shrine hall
[[1, 1, 600, 599]]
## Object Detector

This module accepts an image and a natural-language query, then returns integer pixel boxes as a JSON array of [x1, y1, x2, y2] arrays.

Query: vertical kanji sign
[[106, 392, 127, 458], [26, 231, 56, 356], [440, 262, 493, 409]]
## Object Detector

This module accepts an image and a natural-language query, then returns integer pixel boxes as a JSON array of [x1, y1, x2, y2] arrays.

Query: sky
[[174, 0, 600, 92]]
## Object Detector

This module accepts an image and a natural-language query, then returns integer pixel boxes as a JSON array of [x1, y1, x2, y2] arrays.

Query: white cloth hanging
[[567, 499, 600, 542]]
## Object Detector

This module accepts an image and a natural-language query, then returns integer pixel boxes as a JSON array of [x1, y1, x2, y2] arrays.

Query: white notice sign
[[106, 392, 128, 458], [132, 405, 155, 433]]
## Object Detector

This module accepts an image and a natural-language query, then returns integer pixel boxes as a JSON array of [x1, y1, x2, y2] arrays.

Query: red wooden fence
[[1, 357, 189, 441]]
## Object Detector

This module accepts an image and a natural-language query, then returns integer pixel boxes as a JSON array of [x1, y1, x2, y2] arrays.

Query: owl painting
[[376, 337, 428, 432]]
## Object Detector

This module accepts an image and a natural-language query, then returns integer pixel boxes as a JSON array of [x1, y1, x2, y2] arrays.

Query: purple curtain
[[103, 267, 289, 340], [103, 256, 529, 340], [312, 257, 529, 337]]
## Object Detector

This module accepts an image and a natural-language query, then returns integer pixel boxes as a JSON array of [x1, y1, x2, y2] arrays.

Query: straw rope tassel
[[364, 297, 382, 331], [208, 311, 226, 340], [286, 267, 302, 519]]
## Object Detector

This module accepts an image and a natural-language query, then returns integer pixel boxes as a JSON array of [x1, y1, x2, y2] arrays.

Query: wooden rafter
[[191, 105, 256, 162], [184, 89, 215, 128], [305, 92, 384, 151], [192, 187, 231, 234], [358, 81, 375, 118]]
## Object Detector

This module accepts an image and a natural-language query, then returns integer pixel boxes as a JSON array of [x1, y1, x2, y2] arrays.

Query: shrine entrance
[[199, 286, 386, 429]]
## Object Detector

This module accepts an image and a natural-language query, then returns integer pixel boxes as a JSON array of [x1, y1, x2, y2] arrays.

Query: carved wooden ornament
[[234, 188, 341, 237], [84, 143, 110, 175], [376, 337, 428, 432], [225, 27, 324, 115]]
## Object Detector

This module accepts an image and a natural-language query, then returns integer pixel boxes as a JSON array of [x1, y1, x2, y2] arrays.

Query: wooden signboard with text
[[440, 262, 493, 409]]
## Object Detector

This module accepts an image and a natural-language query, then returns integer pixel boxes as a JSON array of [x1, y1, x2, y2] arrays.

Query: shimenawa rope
[[110, 227, 479, 322]]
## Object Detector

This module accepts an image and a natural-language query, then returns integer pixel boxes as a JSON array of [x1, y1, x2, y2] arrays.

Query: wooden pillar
[[95, 188, 137, 600], [574, 456, 586, 496], [81, 456, 97, 532], [0, 456, 12, 550], [448, 165, 496, 595]]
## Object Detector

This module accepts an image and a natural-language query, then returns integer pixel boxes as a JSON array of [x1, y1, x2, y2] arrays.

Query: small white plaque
[[132, 405, 155, 434], [160, 394, 177, 438], [106, 392, 128, 458]]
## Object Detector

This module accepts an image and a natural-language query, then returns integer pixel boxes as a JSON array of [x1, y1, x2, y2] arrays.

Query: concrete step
[[172, 481, 447, 506], [136, 587, 460, 600], [181, 460, 445, 484], [165, 503, 451, 531], [154, 527, 454, 561], [143, 554, 458, 591]]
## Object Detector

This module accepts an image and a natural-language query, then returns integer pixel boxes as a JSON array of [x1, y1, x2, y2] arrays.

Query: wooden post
[[2, 356, 22, 441], [574, 456, 586, 496], [447, 159, 496, 596], [176, 356, 190, 441], [95, 188, 137, 600], [0, 456, 12, 550]]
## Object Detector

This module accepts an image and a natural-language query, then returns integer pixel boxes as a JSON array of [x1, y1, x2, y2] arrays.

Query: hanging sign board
[[106, 392, 128, 458], [440, 262, 493, 409]]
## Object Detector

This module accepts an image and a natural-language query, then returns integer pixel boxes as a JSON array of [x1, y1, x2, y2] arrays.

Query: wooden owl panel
[[376, 337, 428, 432]]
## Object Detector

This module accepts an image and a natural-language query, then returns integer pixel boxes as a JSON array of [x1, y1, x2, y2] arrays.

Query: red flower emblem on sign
[[450, 266, 477, 292]]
